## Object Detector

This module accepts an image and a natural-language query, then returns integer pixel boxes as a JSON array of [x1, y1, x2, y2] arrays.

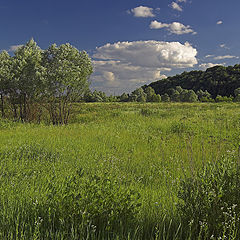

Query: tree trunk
[[0, 93, 4, 118], [23, 93, 27, 121]]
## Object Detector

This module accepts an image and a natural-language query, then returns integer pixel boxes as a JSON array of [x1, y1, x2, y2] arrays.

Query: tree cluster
[[148, 65, 240, 98], [119, 85, 240, 103], [118, 87, 161, 103], [0, 39, 93, 124], [83, 90, 118, 102]]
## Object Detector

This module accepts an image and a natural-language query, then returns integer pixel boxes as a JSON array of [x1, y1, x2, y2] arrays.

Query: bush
[[177, 156, 240, 239], [215, 95, 233, 102]]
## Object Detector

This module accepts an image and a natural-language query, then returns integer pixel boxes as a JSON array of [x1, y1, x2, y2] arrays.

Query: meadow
[[1, 102, 240, 239]]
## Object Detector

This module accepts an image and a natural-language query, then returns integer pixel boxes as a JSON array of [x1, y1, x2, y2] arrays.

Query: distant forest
[[148, 65, 240, 98], [86, 64, 240, 103]]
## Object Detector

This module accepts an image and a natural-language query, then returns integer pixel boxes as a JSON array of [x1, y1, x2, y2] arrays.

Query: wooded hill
[[147, 64, 240, 98]]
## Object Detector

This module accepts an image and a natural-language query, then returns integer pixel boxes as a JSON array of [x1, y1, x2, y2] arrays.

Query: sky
[[1, 0, 240, 95]]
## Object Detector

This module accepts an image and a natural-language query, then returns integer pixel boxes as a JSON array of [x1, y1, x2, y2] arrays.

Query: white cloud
[[199, 63, 225, 70], [103, 71, 115, 83], [177, 0, 187, 2], [91, 41, 198, 94], [205, 54, 214, 58], [171, 2, 183, 11], [219, 44, 230, 49], [217, 20, 223, 25], [9, 45, 23, 52], [213, 55, 239, 60], [150, 21, 196, 35], [130, 6, 155, 17]]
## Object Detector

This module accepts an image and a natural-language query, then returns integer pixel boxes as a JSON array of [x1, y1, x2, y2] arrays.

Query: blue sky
[[1, 0, 240, 94]]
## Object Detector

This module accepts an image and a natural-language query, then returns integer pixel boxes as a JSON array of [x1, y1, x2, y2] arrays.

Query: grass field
[[1, 102, 240, 239]]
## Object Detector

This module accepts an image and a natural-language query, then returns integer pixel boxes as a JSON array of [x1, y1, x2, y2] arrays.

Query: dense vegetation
[[85, 65, 240, 104], [1, 102, 240, 239], [0, 39, 93, 124], [148, 65, 240, 98]]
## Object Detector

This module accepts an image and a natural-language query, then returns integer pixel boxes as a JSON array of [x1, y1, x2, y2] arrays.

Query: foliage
[[84, 90, 118, 102], [149, 65, 240, 98], [0, 50, 11, 117], [43, 43, 93, 124], [130, 88, 147, 102], [11, 39, 45, 122], [161, 93, 170, 102], [215, 95, 233, 102], [0, 39, 93, 124]]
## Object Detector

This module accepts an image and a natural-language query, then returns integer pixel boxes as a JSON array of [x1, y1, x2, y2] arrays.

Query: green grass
[[1, 102, 240, 239]]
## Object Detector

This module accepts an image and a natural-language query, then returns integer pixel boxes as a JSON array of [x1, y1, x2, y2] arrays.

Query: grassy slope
[[0, 102, 240, 239]]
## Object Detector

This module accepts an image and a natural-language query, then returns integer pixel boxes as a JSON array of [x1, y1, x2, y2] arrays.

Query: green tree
[[152, 94, 161, 102], [0, 51, 12, 117], [180, 89, 189, 102], [234, 87, 240, 97], [197, 90, 212, 102], [176, 86, 183, 94], [119, 93, 129, 102], [187, 90, 198, 102], [234, 95, 240, 102], [12, 39, 44, 121], [144, 86, 156, 102], [43, 43, 93, 124], [130, 88, 146, 102], [170, 89, 180, 102], [161, 93, 170, 102]]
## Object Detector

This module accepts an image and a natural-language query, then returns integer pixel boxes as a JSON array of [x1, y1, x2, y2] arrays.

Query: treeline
[[84, 86, 240, 103], [0, 39, 93, 124], [84, 64, 240, 103], [148, 65, 240, 98]]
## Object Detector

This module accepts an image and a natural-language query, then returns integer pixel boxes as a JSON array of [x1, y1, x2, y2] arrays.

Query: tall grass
[[0, 102, 240, 239]]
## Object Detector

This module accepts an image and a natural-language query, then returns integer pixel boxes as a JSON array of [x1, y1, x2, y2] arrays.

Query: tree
[[186, 90, 198, 102], [197, 90, 212, 102], [12, 39, 44, 121], [234, 87, 240, 97], [161, 93, 170, 102], [152, 94, 161, 102], [170, 89, 180, 102], [180, 89, 189, 102], [119, 93, 129, 102], [0, 51, 11, 117], [43, 43, 93, 124], [144, 86, 156, 102], [234, 95, 240, 102], [130, 88, 146, 102], [176, 86, 183, 94]]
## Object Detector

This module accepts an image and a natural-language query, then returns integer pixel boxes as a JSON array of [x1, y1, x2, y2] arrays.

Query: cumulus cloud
[[91, 41, 198, 94], [103, 71, 115, 82], [171, 2, 183, 11], [213, 55, 239, 60], [150, 21, 196, 35], [199, 63, 225, 70], [9, 45, 23, 52], [130, 6, 155, 17], [217, 20, 223, 25]]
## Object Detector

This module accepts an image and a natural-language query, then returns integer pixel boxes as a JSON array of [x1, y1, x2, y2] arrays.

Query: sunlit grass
[[0, 102, 240, 239]]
